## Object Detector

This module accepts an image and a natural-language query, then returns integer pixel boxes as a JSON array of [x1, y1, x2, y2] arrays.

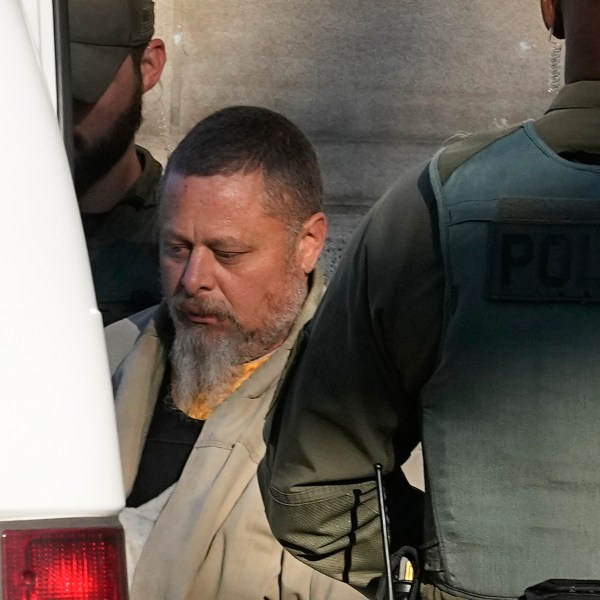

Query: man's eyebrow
[[205, 235, 253, 250], [161, 228, 254, 250]]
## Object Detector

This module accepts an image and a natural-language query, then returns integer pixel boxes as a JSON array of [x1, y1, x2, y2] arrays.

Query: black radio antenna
[[375, 463, 395, 600]]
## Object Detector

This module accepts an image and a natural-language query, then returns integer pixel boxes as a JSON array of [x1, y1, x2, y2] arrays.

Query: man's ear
[[541, 0, 565, 39], [141, 38, 166, 94], [296, 212, 328, 275]]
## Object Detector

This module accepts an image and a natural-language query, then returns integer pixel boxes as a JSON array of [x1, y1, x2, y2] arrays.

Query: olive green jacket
[[83, 146, 162, 326]]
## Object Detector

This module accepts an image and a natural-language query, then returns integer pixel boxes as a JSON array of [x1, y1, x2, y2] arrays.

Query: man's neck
[[78, 143, 142, 214]]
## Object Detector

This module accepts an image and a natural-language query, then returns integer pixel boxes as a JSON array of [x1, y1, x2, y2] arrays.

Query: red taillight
[[1, 527, 128, 600]]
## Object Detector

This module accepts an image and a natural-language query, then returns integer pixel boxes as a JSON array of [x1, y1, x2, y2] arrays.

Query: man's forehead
[[160, 170, 272, 215]]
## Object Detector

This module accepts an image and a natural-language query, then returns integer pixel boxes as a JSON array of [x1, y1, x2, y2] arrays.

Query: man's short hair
[[162, 106, 324, 232]]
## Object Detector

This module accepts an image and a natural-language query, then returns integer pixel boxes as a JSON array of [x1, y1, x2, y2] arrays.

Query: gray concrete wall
[[138, 1, 555, 278]]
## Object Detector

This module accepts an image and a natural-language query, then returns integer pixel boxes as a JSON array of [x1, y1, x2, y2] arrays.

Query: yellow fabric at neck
[[185, 354, 271, 420]]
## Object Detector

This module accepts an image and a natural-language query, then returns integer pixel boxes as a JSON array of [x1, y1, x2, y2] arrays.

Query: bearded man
[[104, 106, 366, 600], [69, 0, 166, 325]]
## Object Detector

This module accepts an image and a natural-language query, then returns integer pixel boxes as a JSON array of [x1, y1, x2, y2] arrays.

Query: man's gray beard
[[168, 272, 307, 415]]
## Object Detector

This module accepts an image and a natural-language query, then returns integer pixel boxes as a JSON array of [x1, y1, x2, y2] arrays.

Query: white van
[[0, 0, 128, 598]]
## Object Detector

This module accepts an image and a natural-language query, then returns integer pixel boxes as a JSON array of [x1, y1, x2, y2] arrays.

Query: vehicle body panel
[[0, 0, 125, 520]]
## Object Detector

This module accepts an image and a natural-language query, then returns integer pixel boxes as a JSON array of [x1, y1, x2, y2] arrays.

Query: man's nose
[[180, 249, 216, 296]]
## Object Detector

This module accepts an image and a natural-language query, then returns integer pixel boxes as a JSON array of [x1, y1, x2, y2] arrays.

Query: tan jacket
[[106, 270, 366, 600]]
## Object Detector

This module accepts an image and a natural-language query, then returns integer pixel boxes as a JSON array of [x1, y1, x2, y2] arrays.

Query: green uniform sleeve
[[259, 163, 444, 588]]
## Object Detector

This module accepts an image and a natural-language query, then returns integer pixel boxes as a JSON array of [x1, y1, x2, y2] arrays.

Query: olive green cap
[[69, 0, 155, 103]]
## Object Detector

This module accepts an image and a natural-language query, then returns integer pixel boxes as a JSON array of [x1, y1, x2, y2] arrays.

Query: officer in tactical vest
[[259, 1, 600, 599]]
